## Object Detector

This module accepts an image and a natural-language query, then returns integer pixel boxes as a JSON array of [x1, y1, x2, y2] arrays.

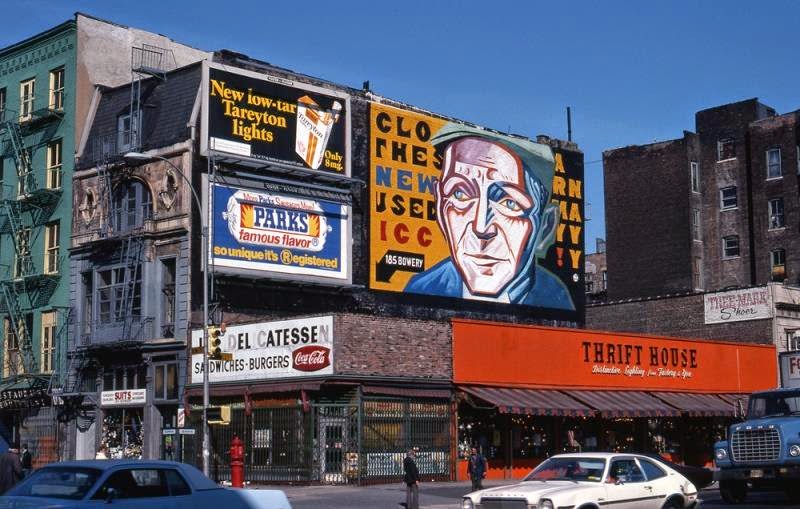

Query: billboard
[[201, 62, 350, 176], [209, 181, 350, 283], [190, 316, 334, 384], [704, 286, 773, 324], [369, 103, 584, 316]]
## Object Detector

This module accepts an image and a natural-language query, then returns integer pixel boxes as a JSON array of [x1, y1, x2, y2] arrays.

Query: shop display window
[[101, 408, 144, 459]]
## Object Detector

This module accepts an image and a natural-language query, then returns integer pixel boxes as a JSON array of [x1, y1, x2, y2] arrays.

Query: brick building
[[585, 238, 607, 303], [603, 98, 800, 301], [591, 98, 800, 380]]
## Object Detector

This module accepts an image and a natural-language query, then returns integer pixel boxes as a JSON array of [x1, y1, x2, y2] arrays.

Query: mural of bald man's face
[[436, 137, 543, 296]]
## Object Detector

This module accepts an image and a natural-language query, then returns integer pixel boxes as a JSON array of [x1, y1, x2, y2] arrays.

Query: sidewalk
[[266, 480, 509, 509]]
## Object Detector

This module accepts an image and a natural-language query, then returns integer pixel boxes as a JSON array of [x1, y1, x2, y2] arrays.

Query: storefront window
[[154, 363, 178, 400], [101, 408, 144, 458]]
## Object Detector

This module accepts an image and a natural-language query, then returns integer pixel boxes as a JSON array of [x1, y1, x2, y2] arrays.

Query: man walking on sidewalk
[[403, 448, 420, 509], [467, 447, 488, 492]]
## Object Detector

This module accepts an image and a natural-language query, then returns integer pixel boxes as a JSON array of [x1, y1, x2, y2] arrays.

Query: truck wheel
[[719, 480, 747, 504]]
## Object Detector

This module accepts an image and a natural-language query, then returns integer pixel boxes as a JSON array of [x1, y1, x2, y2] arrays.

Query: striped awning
[[459, 386, 594, 417], [651, 392, 736, 417], [362, 385, 451, 399], [565, 390, 681, 418]]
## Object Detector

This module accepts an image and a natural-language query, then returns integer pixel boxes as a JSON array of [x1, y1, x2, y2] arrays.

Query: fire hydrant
[[230, 434, 244, 488]]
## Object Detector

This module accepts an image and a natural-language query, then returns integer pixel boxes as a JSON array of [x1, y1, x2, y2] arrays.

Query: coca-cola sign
[[292, 346, 331, 372], [190, 316, 334, 384]]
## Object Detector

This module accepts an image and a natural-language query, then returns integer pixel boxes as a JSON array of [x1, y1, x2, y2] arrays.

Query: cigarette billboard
[[201, 62, 350, 176], [369, 103, 584, 317], [209, 180, 351, 283]]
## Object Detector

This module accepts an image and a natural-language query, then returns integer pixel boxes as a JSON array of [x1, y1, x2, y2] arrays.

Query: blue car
[[0, 460, 291, 509]]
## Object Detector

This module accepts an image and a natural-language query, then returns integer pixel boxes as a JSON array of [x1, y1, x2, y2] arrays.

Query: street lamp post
[[124, 151, 211, 477]]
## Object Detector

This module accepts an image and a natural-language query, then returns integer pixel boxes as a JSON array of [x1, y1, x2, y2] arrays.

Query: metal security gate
[[316, 405, 358, 484]]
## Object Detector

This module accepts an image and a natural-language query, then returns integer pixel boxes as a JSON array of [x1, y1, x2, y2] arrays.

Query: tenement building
[[588, 98, 800, 375], [0, 13, 207, 463]]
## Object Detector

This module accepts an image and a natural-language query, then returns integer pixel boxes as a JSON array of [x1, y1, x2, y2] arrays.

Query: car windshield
[[524, 457, 606, 483], [748, 391, 800, 418], [5, 467, 102, 500]]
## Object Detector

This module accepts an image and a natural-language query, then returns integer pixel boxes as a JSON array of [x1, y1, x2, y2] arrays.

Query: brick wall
[[335, 313, 451, 379], [604, 139, 693, 300], [586, 293, 773, 344]]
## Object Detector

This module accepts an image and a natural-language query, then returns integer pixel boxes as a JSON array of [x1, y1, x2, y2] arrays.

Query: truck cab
[[713, 388, 800, 504]]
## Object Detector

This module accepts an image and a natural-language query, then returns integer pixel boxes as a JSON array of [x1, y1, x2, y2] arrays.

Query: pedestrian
[[0, 445, 23, 494], [95, 445, 109, 460], [20, 444, 32, 479], [403, 448, 420, 509], [467, 447, 488, 492]]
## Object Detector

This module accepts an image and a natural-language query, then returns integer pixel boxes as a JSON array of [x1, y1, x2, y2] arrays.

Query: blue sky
[[5, 1, 800, 252]]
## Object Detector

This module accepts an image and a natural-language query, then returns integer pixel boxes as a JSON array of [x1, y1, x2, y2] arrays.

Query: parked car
[[641, 453, 714, 491], [0, 460, 291, 509], [462, 452, 700, 509]]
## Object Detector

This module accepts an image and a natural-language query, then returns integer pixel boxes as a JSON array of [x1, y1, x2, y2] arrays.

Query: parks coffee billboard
[[201, 62, 351, 176]]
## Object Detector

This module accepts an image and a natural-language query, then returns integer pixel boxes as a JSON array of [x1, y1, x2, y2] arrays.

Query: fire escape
[[0, 100, 64, 381], [54, 45, 175, 422]]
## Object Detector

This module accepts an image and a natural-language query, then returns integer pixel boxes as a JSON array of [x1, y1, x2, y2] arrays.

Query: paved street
[[273, 481, 798, 509]]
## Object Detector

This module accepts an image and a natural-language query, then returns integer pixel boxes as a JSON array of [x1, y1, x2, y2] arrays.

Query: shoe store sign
[[190, 316, 334, 384], [704, 287, 772, 324]]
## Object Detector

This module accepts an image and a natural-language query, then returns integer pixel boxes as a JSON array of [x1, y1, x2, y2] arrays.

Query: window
[[788, 330, 800, 351], [608, 459, 645, 483], [720, 187, 737, 209], [161, 258, 176, 338], [41, 311, 57, 374], [690, 162, 700, 193], [769, 198, 785, 229], [49, 67, 64, 111], [771, 249, 786, 281], [16, 148, 32, 197], [3, 314, 31, 377], [692, 209, 702, 241], [723, 236, 740, 258], [46, 139, 62, 189], [91, 469, 169, 500], [117, 113, 136, 152], [585, 281, 594, 293], [638, 459, 667, 481], [601, 270, 607, 290], [19, 78, 35, 121], [0, 87, 6, 122], [44, 222, 59, 274], [82, 271, 93, 335], [694, 257, 703, 290], [13, 227, 31, 278], [97, 265, 143, 323], [164, 469, 191, 496], [154, 363, 178, 400], [767, 148, 782, 179], [797, 146, 800, 175], [103, 366, 147, 391], [717, 138, 735, 161], [113, 180, 152, 232], [5, 467, 101, 500]]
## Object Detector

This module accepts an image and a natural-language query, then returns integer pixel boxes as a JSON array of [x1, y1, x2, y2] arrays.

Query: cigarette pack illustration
[[295, 95, 342, 169]]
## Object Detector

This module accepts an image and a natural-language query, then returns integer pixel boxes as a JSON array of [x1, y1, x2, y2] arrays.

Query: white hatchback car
[[462, 452, 700, 509]]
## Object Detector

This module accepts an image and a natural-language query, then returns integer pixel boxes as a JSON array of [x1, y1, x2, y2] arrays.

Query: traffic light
[[207, 324, 223, 360]]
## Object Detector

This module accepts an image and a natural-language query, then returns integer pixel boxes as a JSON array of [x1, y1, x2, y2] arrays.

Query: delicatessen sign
[[190, 316, 334, 384], [453, 320, 776, 392], [201, 62, 350, 176]]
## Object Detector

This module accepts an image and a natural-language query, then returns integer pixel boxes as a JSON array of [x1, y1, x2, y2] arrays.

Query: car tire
[[661, 498, 683, 509], [719, 480, 747, 504]]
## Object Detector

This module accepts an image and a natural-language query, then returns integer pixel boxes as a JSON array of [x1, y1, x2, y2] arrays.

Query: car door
[[86, 467, 176, 509], [637, 457, 681, 504], [602, 458, 660, 509]]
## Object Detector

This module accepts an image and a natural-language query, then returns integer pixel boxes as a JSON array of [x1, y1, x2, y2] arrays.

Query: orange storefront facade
[[452, 319, 777, 480]]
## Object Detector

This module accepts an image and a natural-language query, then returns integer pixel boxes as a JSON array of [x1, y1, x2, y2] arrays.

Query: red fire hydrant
[[230, 434, 244, 488]]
